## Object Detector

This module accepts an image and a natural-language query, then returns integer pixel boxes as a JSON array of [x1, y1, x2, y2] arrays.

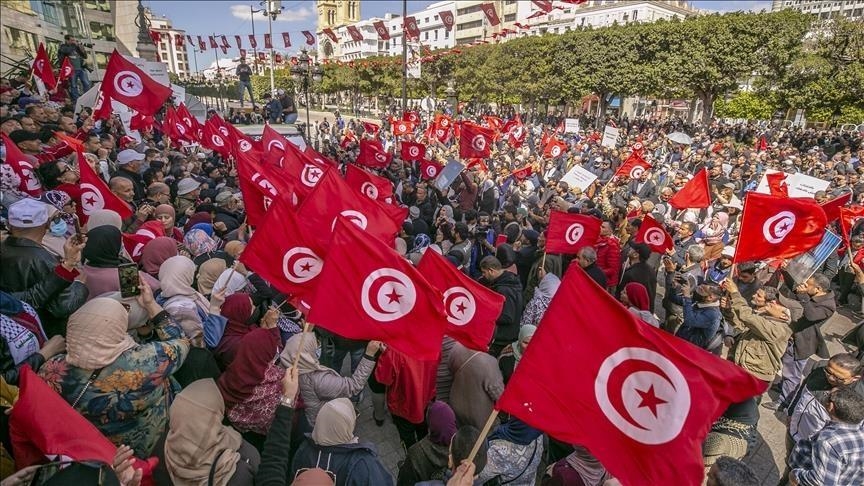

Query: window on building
[[3, 26, 38, 53], [504, 13, 516, 22], [434, 14, 439, 21], [84, 0, 111, 12], [633, 10, 638, 20], [456, 5, 482, 15], [94, 51, 109, 69], [457, 20, 483, 31], [37, 1, 66, 28], [424, 31, 429, 40], [89, 21, 115, 41], [445, 29, 449, 39], [434, 29, 439, 40]]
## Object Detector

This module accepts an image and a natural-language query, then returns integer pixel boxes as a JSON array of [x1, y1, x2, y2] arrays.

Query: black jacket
[[583, 263, 608, 289], [291, 438, 394, 486], [0, 237, 88, 336], [790, 291, 835, 359], [486, 271, 524, 345], [213, 208, 244, 235], [617, 261, 658, 313], [111, 166, 146, 202]]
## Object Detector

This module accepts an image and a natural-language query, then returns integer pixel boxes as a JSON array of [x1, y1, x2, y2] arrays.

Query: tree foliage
[[315, 11, 862, 123]]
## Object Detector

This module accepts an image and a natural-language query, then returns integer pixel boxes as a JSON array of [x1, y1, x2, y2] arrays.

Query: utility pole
[[250, 4, 260, 74], [401, 0, 407, 111]]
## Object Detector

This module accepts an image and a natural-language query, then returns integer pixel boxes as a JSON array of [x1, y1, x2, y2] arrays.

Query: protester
[[475, 417, 544, 486]]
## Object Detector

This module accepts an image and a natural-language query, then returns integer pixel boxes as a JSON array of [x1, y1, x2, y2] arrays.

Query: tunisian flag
[[392, 120, 415, 136], [76, 149, 133, 221], [31, 43, 57, 90], [345, 164, 394, 202], [241, 194, 325, 310], [11, 367, 156, 481], [459, 122, 494, 159], [545, 211, 602, 254], [308, 217, 446, 361], [1, 132, 43, 197], [497, 266, 768, 486], [734, 192, 827, 263], [420, 159, 443, 180], [235, 146, 294, 226], [58, 56, 74, 84], [400, 140, 426, 161], [480, 3, 501, 26], [766, 171, 789, 198], [821, 192, 852, 223], [668, 168, 711, 210], [418, 249, 504, 352], [299, 170, 406, 248], [613, 152, 652, 179], [357, 139, 392, 169], [634, 215, 674, 254], [542, 138, 567, 158], [99, 50, 172, 116], [839, 205, 864, 243]]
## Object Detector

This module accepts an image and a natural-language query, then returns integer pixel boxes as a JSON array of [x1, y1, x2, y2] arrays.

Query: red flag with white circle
[[545, 211, 602, 255], [633, 215, 674, 254]]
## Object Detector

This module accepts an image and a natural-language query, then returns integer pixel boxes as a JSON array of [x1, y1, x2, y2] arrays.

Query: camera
[[81, 42, 94, 48], [474, 226, 490, 239]]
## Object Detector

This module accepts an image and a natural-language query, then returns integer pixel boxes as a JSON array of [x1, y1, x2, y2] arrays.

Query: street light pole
[[291, 49, 324, 144], [250, 4, 260, 74], [261, 0, 282, 95]]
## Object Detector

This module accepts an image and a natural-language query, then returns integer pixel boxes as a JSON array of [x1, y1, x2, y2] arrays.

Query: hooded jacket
[[291, 440, 393, 486]]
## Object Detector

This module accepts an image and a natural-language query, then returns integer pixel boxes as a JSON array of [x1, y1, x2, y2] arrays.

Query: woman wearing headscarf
[[214, 294, 259, 370], [197, 258, 228, 297], [217, 309, 283, 437], [154, 204, 184, 242], [213, 263, 252, 298], [476, 418, 544, 486], [407, 233, 432, 266], [81, 226, 160, 299], [621, 282, 660, 328], [39, 190, 75, 256], [290, 398, 394, 486], [279, 332, 381, 429], [85, 209, 123, 232], [396, 401, 458, 485], [159, 255, 226, 348], [520, 271, 561, 328], [0, 291, 65, 385], [497, 325, 537, 385], [184, 228, 221, 264], [696, 211, 729, 262], [542, 445, 609, 486], [154, 378, 260, 486], [37, 284, 190, 457], [140, 237, 179, 279]]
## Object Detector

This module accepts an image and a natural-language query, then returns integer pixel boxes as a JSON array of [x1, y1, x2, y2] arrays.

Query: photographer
[[661, 244, 706, 334], [57, 35, 92, 102]]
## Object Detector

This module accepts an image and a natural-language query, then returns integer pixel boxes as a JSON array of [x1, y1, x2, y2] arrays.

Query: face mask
[[49, 219, 67, 236]]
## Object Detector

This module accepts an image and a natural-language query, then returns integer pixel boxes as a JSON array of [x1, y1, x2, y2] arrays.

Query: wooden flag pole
[[539, 251, 547, 273], [292, 321, 314, 370], [467, 409, 499, 464]]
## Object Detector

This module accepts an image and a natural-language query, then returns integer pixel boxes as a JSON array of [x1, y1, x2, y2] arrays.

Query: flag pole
[[401, 0, 408, 112], [467, 409, 499, 464], [540, 251, 547, 273], [292, 321, 314, 369]]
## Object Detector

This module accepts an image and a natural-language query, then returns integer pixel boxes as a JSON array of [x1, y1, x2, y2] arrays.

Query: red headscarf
[[214, 294, 257, 369], [624, 282, 651, 311], [217, 326, 281, 405], [140, 237, 179, 277]]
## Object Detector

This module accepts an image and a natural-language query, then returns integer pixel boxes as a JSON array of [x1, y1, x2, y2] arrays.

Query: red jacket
[[595, 235, 621, 287], [374, 347, 437, 424]]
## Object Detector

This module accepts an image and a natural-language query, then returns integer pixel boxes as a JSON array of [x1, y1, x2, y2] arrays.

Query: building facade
[[317, 0, 361, 59], [523, 0, 696, 36], [148, 11, 190, 78], [771, 0, 864, 20], [386, 1, 457, 58], [1, 0, 121, 76]]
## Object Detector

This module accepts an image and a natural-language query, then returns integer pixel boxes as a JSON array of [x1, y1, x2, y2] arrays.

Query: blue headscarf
[[410, 233, 431, 253], [190, 222, 214, 236], [487, 417, 542, 446]]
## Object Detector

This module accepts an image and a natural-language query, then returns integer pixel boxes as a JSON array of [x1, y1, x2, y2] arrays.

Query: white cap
[[176, 177, 201, 196], [8, 198, 51, 228], [117, 149, 145, 166], [721, 246, 736, 258]]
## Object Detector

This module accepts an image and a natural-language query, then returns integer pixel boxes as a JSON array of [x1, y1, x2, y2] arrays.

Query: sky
[[149, 0, 773, 72]]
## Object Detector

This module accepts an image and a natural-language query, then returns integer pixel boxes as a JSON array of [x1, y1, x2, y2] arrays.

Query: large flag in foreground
[[497, 266, 768, 486], [734, 192, 826, 263], [307, 218, 446, 361]]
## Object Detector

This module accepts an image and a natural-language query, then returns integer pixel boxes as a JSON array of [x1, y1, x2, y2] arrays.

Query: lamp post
[[250, 4, 262, 74], [291, 49, 324, 143], [445, 80, 457, 114], [260, 0, 282, 95]]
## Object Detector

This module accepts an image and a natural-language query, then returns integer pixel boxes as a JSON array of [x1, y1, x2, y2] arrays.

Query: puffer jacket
[[728, 292, 792, 382], [298, 356, 375, 427], [594, 236, 621, 286], [0, 236, 88, 337]]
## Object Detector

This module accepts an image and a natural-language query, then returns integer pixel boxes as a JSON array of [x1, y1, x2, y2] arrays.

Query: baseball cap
[[409, 206, 420, 219], [721, 246, 736, 258], [176, 177, 201, 196], [8, 130, 40, 145], [214, 191, 235, 204], [117, 149, 145, 165], [8, 198, 51, 228]]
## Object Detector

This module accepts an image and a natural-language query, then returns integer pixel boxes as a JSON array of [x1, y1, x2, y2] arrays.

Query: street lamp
[[291, 49, 324, 143], [259, 0, 282, 95]]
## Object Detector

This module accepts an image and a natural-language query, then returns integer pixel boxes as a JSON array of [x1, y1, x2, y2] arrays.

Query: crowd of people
[[1, 69, 864, 486]]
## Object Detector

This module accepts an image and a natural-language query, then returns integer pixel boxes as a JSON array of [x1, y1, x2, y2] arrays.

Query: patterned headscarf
[[183, 229, 218, 257]]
